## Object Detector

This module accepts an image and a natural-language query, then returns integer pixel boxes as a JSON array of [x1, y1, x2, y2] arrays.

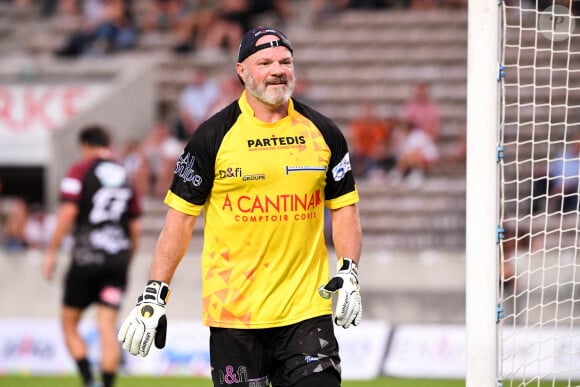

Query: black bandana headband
[[237, 26, 293, 63]]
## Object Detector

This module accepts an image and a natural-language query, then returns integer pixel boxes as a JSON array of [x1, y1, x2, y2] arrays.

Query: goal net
[[499, 1, 580, 385]]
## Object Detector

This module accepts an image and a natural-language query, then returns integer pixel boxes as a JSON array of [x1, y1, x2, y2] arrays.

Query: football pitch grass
[[0, 376, 459, 386], [0, 376, 577, 387]]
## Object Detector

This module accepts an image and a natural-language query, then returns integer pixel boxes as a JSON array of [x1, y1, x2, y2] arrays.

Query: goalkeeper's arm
[[326, 204, 362, 268], [320, 204, 363, 328], [118, 207, 197, 356]]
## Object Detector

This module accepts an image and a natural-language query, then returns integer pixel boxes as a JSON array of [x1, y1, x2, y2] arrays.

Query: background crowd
[[0, 74, 469, 253], [0, 0, 475, 254], [4, 0, 469, 59]]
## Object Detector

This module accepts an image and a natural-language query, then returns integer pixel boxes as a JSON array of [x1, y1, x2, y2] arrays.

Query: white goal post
[[467, 1, 580, 386], [466, 1, 500, 386]]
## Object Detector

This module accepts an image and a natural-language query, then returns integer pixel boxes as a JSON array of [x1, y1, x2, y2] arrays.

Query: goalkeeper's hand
[[318, 258, 362, 329], [117, 280, 170, 357]]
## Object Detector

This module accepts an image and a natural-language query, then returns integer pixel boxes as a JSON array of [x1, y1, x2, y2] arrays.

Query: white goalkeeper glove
[[117, 280, 170, 357], [318, 257, 362, 329]]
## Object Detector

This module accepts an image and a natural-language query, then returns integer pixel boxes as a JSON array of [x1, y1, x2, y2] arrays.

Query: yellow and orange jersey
[[165, 91, 359, 328]]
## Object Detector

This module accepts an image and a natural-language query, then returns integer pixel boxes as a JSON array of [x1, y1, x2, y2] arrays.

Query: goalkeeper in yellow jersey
[[118, 26, 363, 387]]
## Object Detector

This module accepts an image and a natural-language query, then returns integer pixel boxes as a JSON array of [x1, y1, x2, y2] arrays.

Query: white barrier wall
[[0, 319, 390, 379], [0, 319, 82, 374], [383, 324, 466, 378], [3, 319, 577, 380]]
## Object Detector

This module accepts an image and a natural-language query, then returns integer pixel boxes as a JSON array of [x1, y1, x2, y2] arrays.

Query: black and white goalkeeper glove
[[318, 258, 362, 329], [117, 280, 170, 357]]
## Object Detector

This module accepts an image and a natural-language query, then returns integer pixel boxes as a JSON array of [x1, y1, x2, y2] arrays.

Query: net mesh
[[499, 1, 580, 385]]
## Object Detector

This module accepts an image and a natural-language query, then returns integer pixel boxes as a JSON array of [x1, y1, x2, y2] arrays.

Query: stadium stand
[[145, 8, 469, 252], [0, 1, 468, 323]]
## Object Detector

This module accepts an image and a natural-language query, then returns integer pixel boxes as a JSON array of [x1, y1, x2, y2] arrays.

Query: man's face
[[237, 35, 295, 107]]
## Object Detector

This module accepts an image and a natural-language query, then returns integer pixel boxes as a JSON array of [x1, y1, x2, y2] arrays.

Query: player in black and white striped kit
[[43, 125, 142, 387]]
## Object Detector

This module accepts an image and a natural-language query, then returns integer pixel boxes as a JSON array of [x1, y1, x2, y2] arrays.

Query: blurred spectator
[[203, 0, 293, 53], [400, 81, 441, 140], [55, 0, 138, 58], [500, 224, 543, 295], [209, 74, 244, 115], [248, 0, 294, 24], [120, 139, 151, 197], [370, 116, 399, 175], [142, 120, 183, 198], [1, 193, 29, 252], [0, 176, 55, 251], [307, 0, 350, 19], [50, 0, 81, 19], [23, 204, 56, 250], [385, 119, 440, 185], [500, 225, 524, 294], [308, 0, 390, 19], [204, 0, 250, 52], [173, 67, 220, 141], [0, 178, 26, 251], [536, 0, 579, 14], [164, 0, 218, 54], [532, 133, 580, 214], [348, 102, 391, 179], [141, 0, 194, 33], [41, 0, 59, 16]]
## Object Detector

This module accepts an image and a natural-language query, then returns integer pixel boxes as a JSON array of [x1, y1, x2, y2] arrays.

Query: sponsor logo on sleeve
[[174, 152, 202, 186], [332, 153, 351, 182]]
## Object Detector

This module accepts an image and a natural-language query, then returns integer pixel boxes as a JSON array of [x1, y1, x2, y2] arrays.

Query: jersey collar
[[239, 91, 294, 127]]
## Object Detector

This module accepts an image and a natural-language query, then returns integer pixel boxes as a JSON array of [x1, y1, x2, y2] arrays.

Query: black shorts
[[63, 258, 129, 310], [209, 315, 341, 387]]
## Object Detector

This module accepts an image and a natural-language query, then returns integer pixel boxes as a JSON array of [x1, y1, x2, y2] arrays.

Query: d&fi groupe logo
[[218, 167, 266, 182], [538, 5, 576, 42], [218, 167, 242, 179]]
